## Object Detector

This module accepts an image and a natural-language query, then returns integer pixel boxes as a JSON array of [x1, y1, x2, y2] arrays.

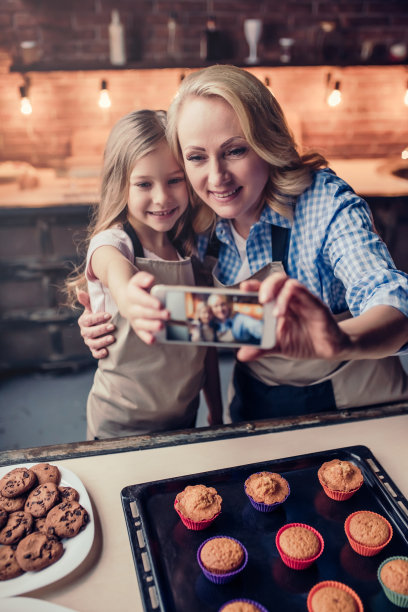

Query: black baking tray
[[121, 445, 408, 612]]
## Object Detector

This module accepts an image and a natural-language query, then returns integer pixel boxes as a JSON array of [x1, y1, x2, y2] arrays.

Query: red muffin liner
[[318, 471, 363, 501], [307, 580, 364, 612], [344, 510, 393, 557], [174, 499, 220, 531], [244, 473, 290, 513], [275, 522, 324, 570]]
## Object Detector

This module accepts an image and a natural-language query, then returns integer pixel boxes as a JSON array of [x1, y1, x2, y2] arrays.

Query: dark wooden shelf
[[9, 59, 408, 73]]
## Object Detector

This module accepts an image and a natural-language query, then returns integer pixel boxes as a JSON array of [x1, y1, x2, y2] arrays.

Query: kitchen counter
[[0, 409, 407, 611], [0, 158, 407, 210]]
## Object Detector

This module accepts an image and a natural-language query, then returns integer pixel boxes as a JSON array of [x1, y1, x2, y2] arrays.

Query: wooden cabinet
[[0, 204, 95, 373]]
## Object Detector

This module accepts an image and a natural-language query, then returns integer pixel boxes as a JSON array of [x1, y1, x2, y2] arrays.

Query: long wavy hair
[[166, 64, 327, 234], [65, 109, 194, 307]]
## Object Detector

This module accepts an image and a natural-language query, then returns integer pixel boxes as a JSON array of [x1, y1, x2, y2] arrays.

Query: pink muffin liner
[[275, 522, 324, 570], [244, 473, 290, 513], [318, 471, 363, 501], [344, 510, 393, 557], [174, 499, 220, 531], [377, 556, 408, 608], [307, 580, 364, 612], [197, 535, 248, 584], [219, 599, 269, 612]]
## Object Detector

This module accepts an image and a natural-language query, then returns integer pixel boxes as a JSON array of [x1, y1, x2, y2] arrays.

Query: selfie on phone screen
[[152, 286, 277, 349]]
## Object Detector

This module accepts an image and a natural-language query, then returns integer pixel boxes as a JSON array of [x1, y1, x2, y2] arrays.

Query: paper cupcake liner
[[344, 511, 393, 557], [377, 556, 408, 608], [318, 472, 363, 501], [245, 475, 290, 513], [219, 599, 269, 612], [197, 536, 248, 584], [275, 522, 324, 570], [307, 580, 364, 612], [174, 500, 220, 531]]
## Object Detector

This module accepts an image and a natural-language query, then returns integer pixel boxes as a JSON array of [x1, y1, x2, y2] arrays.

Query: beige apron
[[209, 257, 408, 410], [87, 257, 207, 439]]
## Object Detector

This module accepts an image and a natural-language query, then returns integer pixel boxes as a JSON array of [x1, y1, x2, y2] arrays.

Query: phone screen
[[163, 289, 266, 347]]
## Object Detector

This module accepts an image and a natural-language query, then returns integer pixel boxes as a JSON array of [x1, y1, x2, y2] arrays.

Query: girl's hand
[[237, 273, 351, 362], [76, 289, 116, 359], [124, 271, 169, 344]]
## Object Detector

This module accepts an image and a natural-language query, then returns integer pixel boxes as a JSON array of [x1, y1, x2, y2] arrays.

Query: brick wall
[[0, 0, 407, 166]]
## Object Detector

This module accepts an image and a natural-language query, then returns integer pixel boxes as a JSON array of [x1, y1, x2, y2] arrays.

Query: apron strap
[[206, 223, 290, 266], [123, 221, 145, 258]]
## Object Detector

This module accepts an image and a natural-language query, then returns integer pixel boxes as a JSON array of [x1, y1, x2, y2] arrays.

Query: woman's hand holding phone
[[237, 273, 350, 363]]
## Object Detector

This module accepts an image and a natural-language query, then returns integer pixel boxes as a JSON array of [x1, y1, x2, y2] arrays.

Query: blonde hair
[[166, 64, 327, 233], [65, 109, 192, 307]]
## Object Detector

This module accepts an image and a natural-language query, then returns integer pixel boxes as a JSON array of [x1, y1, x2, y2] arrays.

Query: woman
[[78, 65, 408, 421]]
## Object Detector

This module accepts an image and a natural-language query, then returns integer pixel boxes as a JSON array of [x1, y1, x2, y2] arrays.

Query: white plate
[[0, 462, 94, 599], [0, 596, 78, 611]]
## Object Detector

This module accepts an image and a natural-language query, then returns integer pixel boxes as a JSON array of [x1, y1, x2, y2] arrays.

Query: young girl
[[67, 110, 222, 439]]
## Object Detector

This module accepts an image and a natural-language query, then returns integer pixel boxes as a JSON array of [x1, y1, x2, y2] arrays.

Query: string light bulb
[[327, 80, 341, 107], [19, 78, 32, 115], [98, 79, 111, 109], [404, 80, 408, 106], [402, 147, 408, 160]]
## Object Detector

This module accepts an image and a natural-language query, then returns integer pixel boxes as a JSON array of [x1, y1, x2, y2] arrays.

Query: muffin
[[344, 510, 392, 556], [276, 523, 324, 570], [197, 535, 248, 584], [244, 471, 290, 512], [174, 484, 222, 530], [307, 580, 364, 612], [219, 600, 269, 612], [318, 459, 363, 501], [378, 556, 408, 608]]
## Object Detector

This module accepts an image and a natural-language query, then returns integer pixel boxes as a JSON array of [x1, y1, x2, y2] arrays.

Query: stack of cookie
[[0, 463, 89, 581]]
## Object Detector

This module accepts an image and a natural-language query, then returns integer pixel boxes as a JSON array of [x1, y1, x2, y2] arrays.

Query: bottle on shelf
[[109, 9, 126, 66], [167, 11, 181, 60], [200, 15, 223, 61]]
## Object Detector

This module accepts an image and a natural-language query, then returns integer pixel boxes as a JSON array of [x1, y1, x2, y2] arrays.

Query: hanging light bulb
[[19, 84, 32, 115], [404, 80, 408, 106], [327, 80, 341, 107], [98, 79, 111, 109]]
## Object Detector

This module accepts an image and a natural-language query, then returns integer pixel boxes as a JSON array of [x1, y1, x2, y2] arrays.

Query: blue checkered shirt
[[197, 168, 408, 343]]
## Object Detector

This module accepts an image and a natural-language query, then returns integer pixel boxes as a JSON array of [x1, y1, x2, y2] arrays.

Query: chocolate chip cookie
[[0, 467, 37, 498], [45, 501, 89, 538], [25, 482, 60, 518], [0, 545, 24, 581], [16, 532, 64, 571], [31, 463, 61, 486], [0, 508, 8, 529], [58, 486, 79, 502], [0, 511, 34, 545], [0, 490, 26, 512], [34, 516, 47, 534]]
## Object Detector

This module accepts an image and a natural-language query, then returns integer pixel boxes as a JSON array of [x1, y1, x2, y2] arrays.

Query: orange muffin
[[307, 581, 363, 612], [174, 484, 222, 530], [276, 523, 324, 570], [378, 556, 408, 608], [197, 536, 248, 584], [244, 471, 290, 512], [345, 510, 392, 556], [318, 459, 363, 501]]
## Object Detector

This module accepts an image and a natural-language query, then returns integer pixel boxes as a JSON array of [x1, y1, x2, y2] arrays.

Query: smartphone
[[151, 285, 276, 349]]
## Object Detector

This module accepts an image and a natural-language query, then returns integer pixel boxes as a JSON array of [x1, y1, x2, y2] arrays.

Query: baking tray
[[121, 445, 408, 612]]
